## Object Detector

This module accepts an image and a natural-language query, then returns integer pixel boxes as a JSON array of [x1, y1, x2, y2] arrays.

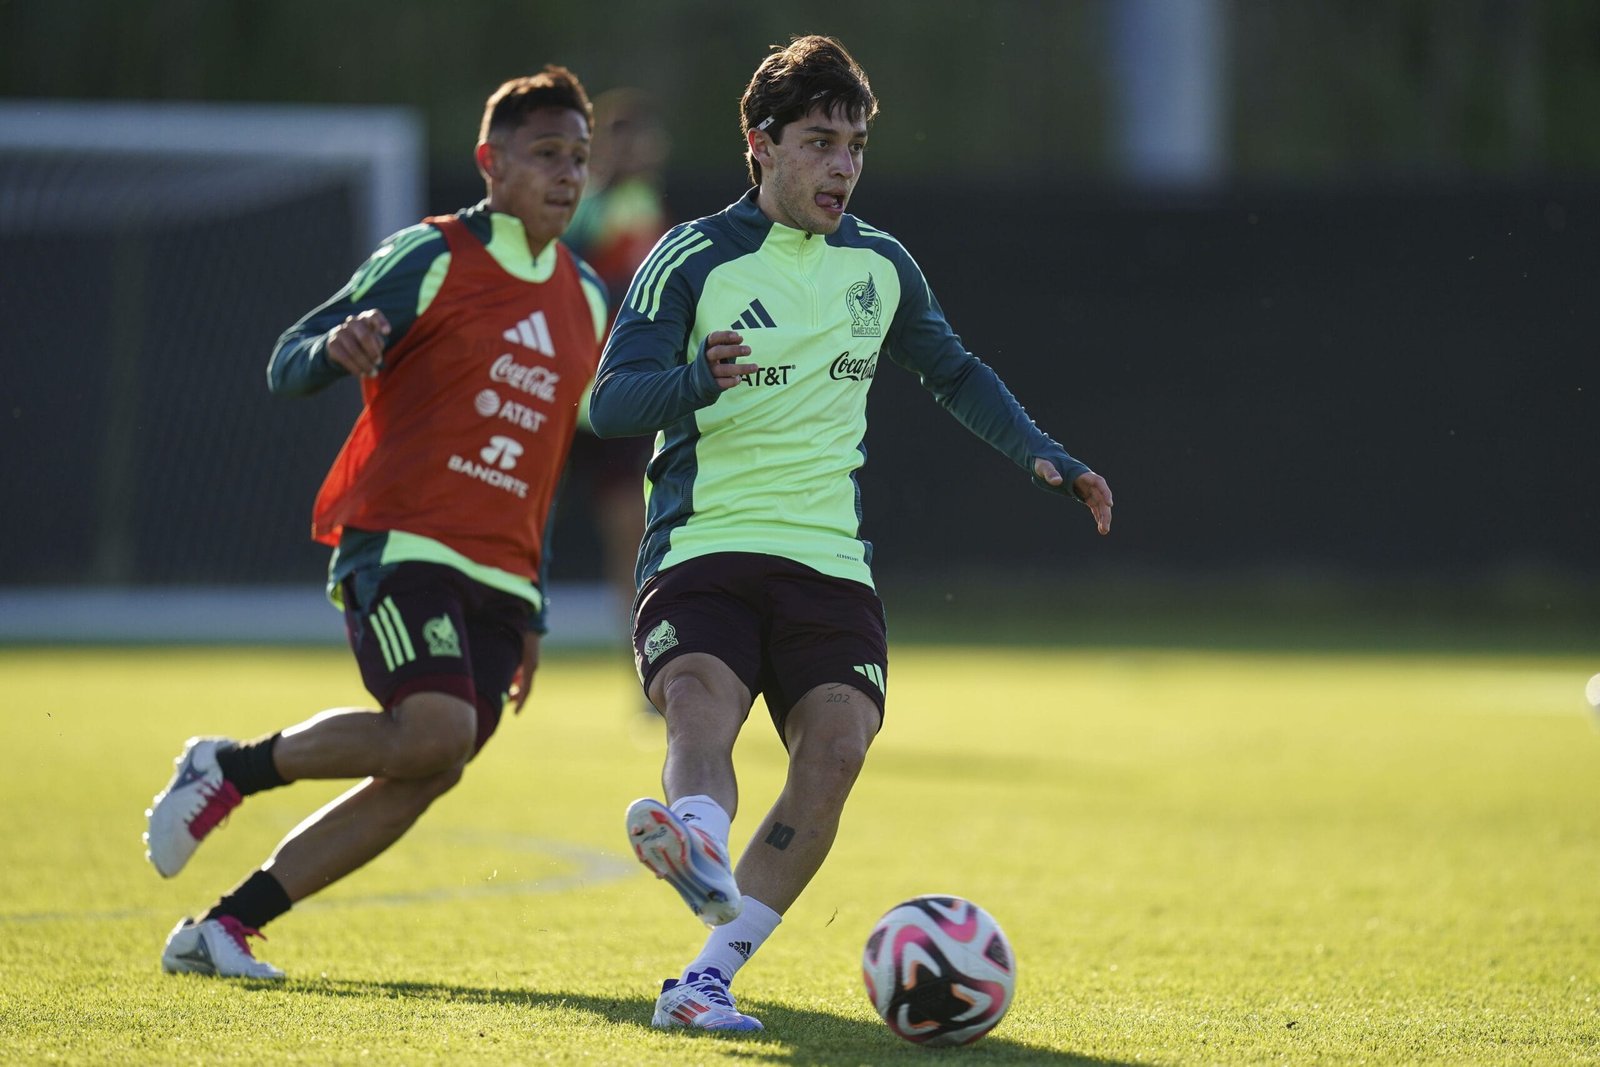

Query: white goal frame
[[0, 99, 425, 249], [0, 100, 430, 643], [0, 101, 618, 645]]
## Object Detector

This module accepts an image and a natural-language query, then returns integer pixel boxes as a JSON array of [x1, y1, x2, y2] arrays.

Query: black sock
[[203, 869, 293, 930], [215, 733, 287, 797]]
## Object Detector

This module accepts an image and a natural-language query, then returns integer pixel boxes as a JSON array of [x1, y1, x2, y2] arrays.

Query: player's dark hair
[[740, 35, 878, 186], [480, 65, 594, 144]]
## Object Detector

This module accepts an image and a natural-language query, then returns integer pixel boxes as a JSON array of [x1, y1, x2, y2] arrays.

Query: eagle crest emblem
[[846, 274, 882, 338]]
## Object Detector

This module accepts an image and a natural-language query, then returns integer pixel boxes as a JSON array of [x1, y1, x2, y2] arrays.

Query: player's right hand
[[325, 309, 392, 379], [704, 329, 757, 391]]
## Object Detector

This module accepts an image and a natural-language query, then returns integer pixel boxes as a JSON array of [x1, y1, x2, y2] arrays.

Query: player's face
[[482, 106, 591, 251], [753, 104, 868, 235]]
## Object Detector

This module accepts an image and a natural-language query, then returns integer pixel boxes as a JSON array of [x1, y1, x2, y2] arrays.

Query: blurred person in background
[[589, 35, 1113, 1032], [562, 88, 672, 680], [141, 66, 607, 980]]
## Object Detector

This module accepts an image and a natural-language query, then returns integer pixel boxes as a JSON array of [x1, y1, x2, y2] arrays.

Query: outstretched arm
[[1034, 459, 1113, 535], [878, 239, 1111, 532]]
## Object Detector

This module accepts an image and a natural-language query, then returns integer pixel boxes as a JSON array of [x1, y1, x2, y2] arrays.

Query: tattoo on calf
[[764, 821, 796, 850]]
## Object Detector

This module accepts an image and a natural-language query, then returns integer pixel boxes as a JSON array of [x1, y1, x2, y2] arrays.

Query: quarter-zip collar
[[722, 187, 834, 261]]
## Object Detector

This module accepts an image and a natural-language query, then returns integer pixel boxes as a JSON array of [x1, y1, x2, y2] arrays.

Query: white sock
[[684, 897, 782, 983], [670, 794, 731, 846]]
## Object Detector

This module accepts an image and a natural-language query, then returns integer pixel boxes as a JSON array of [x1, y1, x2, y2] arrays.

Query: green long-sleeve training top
[[589, 189, 1087, 591]]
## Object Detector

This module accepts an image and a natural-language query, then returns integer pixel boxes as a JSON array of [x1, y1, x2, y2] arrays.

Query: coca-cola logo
[[490, 353, 558, 401], [829, 350, 878, 382]]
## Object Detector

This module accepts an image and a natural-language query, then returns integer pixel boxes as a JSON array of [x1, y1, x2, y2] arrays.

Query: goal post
[[0, 100, 425, 641], [0, 99, 616, 645], [0, 99, 425, 250]]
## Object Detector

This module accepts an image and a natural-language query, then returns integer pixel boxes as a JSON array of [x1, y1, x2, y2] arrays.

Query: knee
[[375, 764, 464, 822], [657, 665, 740, 713], [389, 694, 477, 778], [403, 724, 474, 778], [654, 659, 749, 743], [413, 763, 465, 802], [793, 728, 871, 792]]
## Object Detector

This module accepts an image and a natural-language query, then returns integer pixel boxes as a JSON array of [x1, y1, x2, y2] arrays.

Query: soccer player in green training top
[[588, 36, 1113, 1032]]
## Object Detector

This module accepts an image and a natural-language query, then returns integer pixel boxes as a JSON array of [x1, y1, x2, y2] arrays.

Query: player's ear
[[475, 140, 498, 181], [747, 128, 773, 168]]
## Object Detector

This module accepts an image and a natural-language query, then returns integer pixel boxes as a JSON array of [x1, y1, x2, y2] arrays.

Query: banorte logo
[[448, 435, 530, 497], [480, 435, 524, 470]]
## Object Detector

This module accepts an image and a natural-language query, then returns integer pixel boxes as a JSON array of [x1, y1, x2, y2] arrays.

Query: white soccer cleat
[[144, 737, 241, 878], [161, 916, 285, 980], [626, 797, 742, 926], [651, 968, 763, 1031]]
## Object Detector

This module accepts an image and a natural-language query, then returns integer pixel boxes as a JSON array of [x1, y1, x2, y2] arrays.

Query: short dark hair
[[479, 65, 594, 144], [739, 35, 878, 186]]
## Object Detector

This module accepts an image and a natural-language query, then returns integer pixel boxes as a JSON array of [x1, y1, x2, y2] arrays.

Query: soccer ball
[[861, 894, 1016, 1046]]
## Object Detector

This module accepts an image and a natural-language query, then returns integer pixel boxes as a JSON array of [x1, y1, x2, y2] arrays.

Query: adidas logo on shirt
[[503, 311, 555, 356], [730, 299, 777, 331]]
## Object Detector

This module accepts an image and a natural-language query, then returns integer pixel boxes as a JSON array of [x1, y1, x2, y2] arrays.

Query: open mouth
[[815, 191, 846, 215]]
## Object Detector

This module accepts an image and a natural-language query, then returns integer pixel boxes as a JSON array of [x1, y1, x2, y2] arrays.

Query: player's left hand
[[509, 631, 542, 713], [1034, 459, 1113, 535]]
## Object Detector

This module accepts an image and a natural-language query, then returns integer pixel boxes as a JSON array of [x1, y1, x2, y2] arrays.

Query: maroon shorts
[[632, 552, 888, 738], [340, 561, 530, 753]]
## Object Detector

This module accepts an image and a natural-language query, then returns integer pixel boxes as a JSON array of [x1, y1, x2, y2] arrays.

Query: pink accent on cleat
[[161, 915, 284, 980], [144, 737, 242, 878], [187, 780, 241, 839]]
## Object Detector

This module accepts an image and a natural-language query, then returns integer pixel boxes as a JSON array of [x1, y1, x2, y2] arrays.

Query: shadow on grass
[[277, 976, 1139, 1065]]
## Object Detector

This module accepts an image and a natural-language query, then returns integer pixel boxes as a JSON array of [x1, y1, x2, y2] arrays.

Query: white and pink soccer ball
[[862, 894, 1016, 1046]]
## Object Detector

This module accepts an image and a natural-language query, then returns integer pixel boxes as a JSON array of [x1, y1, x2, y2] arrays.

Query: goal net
[[0, 100, 424, 640]]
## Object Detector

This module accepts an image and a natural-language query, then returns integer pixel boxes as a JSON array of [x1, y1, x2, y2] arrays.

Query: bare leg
[[258, 690, 478, 902], [264, 768, 461, 901], [733, 682, 877, 914], [648, 653, 752, 815], [273, 691, 478, 782]]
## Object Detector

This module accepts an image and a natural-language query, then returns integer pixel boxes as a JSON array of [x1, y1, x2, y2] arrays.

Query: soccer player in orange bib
[[142, 67, 608, 979]]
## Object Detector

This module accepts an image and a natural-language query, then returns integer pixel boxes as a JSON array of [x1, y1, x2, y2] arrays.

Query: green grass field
[[2, 644, 1596, 1065]]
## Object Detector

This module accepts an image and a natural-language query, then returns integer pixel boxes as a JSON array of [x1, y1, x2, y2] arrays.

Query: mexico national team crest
[[423, 615, 462, 658], [643, 619, 679, 664], [846, 274, 882, 337]]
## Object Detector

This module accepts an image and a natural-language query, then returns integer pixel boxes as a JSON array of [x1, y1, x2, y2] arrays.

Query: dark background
[[2, 0, 1594, 643]]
